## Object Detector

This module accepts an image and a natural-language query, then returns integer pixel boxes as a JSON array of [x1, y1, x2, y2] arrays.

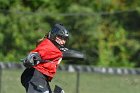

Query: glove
[[22, 52, 41, 68]]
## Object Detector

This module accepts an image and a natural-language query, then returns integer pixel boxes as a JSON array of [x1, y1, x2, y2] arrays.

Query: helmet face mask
[[57, 35, 69, 41], [48, 24, 69, 46]]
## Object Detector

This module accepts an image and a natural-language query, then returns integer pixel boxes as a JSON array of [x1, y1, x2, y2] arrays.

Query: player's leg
[[21, 68, 52, 93]]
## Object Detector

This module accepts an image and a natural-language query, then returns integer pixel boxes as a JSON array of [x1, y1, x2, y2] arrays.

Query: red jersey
[[31, 38, 62, 81]]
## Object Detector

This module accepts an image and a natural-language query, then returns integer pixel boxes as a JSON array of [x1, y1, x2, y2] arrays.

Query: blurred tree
[[0, 0, 140, 67]]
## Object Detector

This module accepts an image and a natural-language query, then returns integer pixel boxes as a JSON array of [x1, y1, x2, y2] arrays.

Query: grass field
[[1, 69, 140, 93]]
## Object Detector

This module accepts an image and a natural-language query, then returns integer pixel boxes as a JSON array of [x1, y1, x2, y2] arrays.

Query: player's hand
[[21, 52, 41, 68]]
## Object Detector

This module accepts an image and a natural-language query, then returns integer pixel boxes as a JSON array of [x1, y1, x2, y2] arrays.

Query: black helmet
[[48, 24, 69, 44]]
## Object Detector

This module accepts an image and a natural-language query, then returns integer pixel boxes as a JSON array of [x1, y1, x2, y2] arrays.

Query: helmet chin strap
[[55, 39, 64, 46], [49, 38, 68, 52], [55, 40, 61, 45], [50, 39, 64, 50]]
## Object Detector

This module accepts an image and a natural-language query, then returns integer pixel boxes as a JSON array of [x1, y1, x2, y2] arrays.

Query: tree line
[[0, 0, 140, 67]]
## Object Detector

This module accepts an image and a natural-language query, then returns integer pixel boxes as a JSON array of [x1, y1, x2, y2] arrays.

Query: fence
[[0, 62, 140, 93], [1, 62, 140, 75]]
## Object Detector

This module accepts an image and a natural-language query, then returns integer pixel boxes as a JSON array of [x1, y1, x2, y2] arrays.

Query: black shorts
[[21, 68, 52, 93]]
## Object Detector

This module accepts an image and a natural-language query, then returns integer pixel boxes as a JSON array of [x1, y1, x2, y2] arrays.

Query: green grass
[[1, 69, 140, 93], [1, 69, 25, 93]]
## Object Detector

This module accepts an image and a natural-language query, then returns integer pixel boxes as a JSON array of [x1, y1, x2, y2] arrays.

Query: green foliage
[[0, 0, 140, 67]]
